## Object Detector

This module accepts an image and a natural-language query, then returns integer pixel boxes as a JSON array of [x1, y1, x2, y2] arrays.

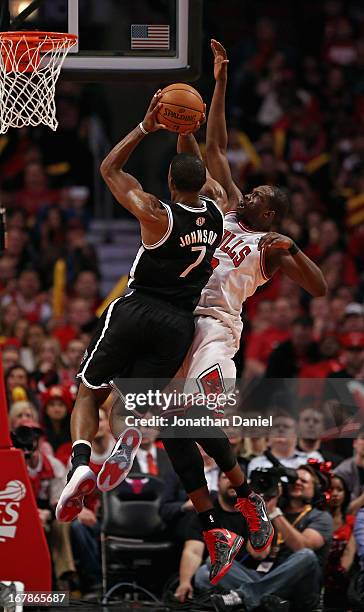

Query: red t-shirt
[[298, 359, 343, 397], [245, 327, 291, 364]]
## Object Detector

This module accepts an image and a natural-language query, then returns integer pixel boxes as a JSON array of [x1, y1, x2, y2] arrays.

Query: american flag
[[131, 24, 170, 50]]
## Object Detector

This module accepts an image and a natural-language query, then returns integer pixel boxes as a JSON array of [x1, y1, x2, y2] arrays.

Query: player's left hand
[[179, 104, 206, 135], [142, 90, 167, 133], [211, 39, 229, 80], [258, 232, 293, 251]]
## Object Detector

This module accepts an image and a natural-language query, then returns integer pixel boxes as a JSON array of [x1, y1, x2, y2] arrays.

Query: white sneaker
[[56, 465, 96, 522], [97, 427, 142, 492]]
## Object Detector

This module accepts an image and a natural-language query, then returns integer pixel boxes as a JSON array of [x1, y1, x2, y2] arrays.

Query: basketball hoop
[[0, 31, 77, 133]]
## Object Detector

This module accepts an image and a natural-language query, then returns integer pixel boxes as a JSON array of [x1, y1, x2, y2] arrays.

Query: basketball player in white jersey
[[181, 39, 326, 395]]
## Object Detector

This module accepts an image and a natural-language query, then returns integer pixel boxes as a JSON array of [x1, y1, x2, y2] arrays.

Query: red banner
[[0, 356, 11, 449], [0, 448, 51, 590]]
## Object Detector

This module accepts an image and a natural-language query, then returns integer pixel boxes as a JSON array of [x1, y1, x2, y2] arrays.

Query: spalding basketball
[[157, 83, 204, 134], [0, 480, 26, 501]]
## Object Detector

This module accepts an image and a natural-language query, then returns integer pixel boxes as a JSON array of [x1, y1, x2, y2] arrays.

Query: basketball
[[0, 480, 26, 501], [157, 83, 204, 134]]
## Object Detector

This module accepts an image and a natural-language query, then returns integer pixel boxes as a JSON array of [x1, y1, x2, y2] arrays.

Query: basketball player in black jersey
[[56, 92, 228, 523]]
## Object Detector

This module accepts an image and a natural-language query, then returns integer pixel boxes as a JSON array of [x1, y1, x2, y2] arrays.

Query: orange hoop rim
[[0, 31, 77, 46]]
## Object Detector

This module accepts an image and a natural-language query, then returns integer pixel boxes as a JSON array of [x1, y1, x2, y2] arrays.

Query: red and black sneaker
[[203, 528, 244, 585], [235, 492, 273, 553]]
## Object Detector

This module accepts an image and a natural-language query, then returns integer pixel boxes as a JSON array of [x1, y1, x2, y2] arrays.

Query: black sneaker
[[235, 492, 274, 552], [261, 594, 290, 611], [203, 528, 244, 585], [211, 590, 245, 611]]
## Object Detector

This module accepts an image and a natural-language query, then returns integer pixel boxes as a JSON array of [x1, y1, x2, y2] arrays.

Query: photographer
[[174, 471, 247, 604], [11, 420, 77, 590], [210, 465, 333, 612]]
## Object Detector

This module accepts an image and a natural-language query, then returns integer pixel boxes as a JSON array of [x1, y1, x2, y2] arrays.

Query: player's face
[[236, 187, 274, 230]]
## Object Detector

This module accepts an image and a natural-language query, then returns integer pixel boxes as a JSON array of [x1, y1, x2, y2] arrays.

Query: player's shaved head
[[237, 185, 289, 231], [268, 186, 290, 223], [169, 153, 206, 193]]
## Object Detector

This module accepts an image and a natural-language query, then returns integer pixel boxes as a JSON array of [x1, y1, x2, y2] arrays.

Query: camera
[[249, 450, 298, 499], [11, 425, 41, 458]]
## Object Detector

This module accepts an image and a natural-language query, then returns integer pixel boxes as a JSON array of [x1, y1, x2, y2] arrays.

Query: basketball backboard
[[5, 0, 202, 81]]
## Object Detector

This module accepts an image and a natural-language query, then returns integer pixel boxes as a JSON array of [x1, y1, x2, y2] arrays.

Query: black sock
[[234, 480, 251, 498], [71, 442, 91, 470], [198, 508, 221, 531]]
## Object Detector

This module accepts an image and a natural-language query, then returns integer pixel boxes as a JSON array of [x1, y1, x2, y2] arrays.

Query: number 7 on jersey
[[180, 246, 207, 278]]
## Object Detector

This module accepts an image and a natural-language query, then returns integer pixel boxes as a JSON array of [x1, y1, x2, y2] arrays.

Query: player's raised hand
[[180, 104, 206, 135], [141, 90, 167, 133], [258, 232, 294, 251], [211, 39, 229, 81]]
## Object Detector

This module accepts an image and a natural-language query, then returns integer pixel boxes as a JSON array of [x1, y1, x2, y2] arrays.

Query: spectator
[[42, 386, 72, 465], [24, 322, 47, 371], [324, 332, 364, 421], [59, 338, 86, 387], [5, 364, 31, 401], [175, 471, 247, 603], [52, 298, 95, 350], [1, 344, 21, 371], [266, 317, 319, 378], [341, 303, 364, 333], [14, 161, 59, 219], [248, 410, 321, 477], [244, 298, 293, 378], [297, 399, 343, 466], [131, 426, 172, 479], [324, 474, 356, 610], [71, 270, 102, 314], [203, 465, 333, 611], [335, 427, 364, 513], [32, 338, 63, 390], [8, 400, 53, 457], [354, 508, 364, 571], [1, 269, 51, 324], [0, 301, 21, 339]]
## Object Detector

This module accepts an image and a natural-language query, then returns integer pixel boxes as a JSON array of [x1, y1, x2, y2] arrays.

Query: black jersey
[[128, 196, 224, 311]]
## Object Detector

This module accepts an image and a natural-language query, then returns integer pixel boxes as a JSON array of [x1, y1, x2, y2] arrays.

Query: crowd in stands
[[1, 0, 364, 608]]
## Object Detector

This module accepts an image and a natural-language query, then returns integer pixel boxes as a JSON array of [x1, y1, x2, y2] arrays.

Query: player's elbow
[[100, 158, 111, 179], [311, 274, 328, 297]]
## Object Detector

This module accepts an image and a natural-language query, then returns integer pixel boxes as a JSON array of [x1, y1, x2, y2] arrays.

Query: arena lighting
[[10, 1, 37, 21]]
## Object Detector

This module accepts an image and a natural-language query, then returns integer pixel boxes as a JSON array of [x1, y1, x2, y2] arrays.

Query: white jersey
[[194, 211, 270, 344]]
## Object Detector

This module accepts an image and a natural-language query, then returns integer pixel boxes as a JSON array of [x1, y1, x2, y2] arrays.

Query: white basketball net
[[0, 32, 77, 134]]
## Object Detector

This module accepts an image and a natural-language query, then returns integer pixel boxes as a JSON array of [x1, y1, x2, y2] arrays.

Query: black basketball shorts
[[77, 292, 195, 391]]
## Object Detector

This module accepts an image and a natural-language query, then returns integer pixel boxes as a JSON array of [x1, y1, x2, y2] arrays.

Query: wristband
[[268, 508, 283, 521], [288, 242, 300, 256], [139, 122, 149, 135]]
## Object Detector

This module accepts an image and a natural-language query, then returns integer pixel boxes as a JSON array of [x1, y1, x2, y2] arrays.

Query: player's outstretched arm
[[206, 39, 242, 210], [260, 233, 327, 297], [100, 91, 166, 225], [177, 133, 229, 211]]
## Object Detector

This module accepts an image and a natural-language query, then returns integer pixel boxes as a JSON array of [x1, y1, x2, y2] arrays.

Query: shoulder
[[199, 195, 225, 221], [47, 454, 67, 478], [305, 508, 334, 532], [335, 457, 356, 475]]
